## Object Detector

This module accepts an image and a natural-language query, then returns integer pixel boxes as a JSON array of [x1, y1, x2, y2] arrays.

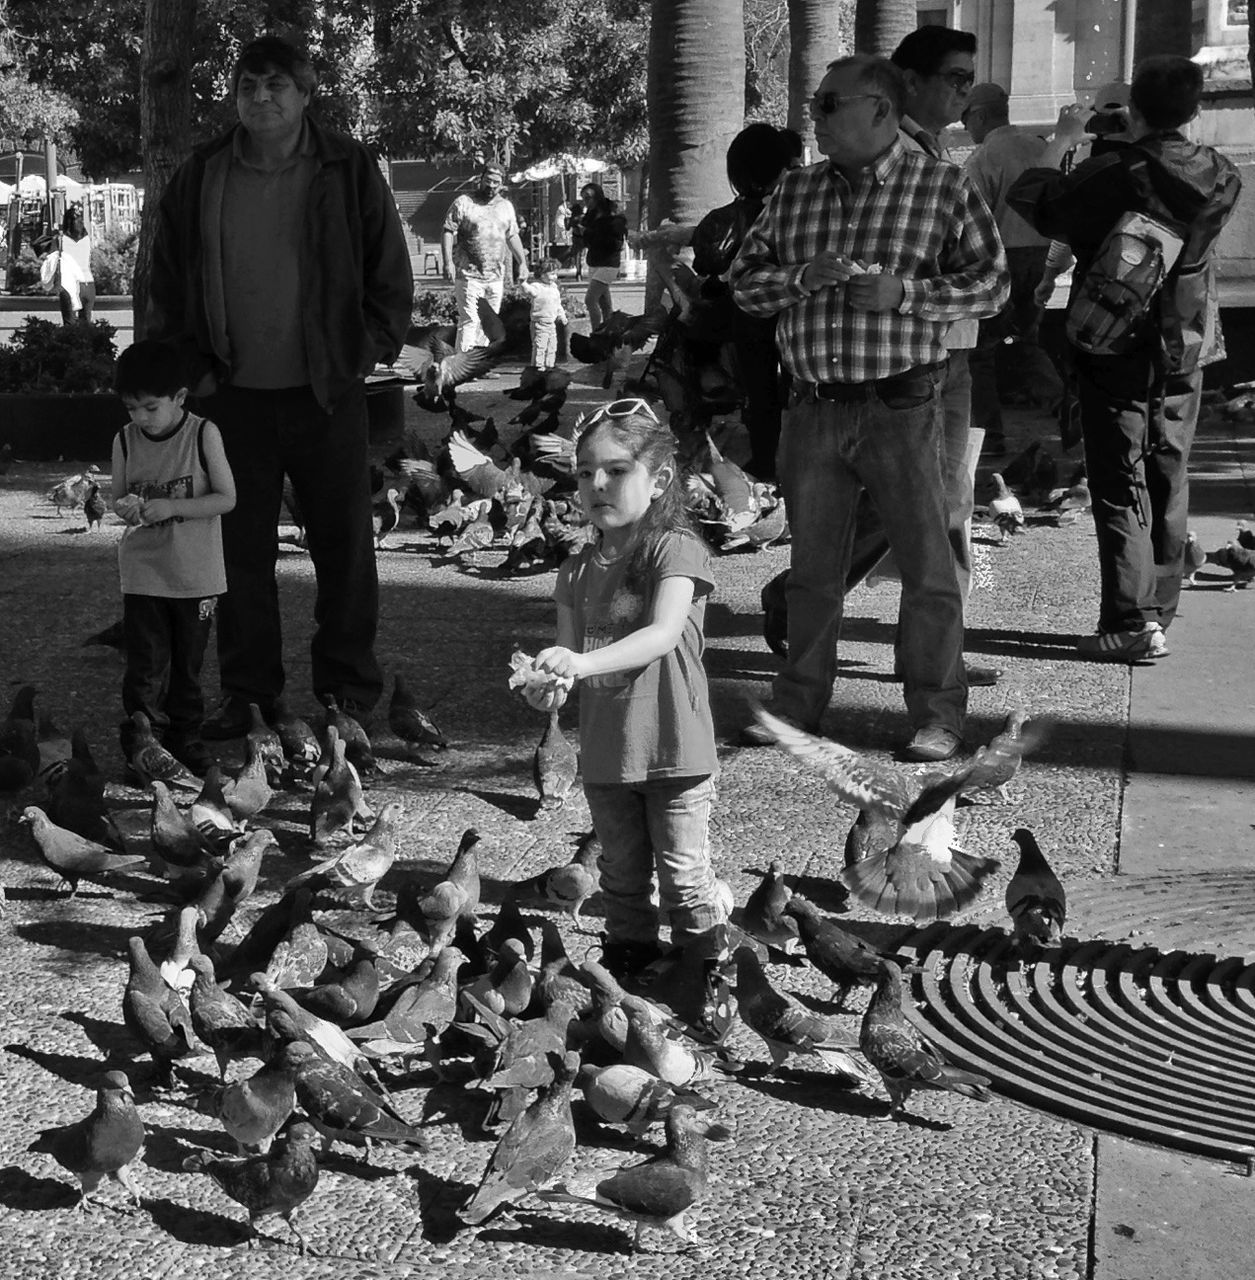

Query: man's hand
[[139, 498, 175, 525], [1053, 103, 1089, 149], [845, 273, 905, 312], [801, 251, 867, 291]]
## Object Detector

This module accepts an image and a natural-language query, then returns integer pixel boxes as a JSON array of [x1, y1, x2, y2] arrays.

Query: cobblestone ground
[[0, 369, 1116, 1279]]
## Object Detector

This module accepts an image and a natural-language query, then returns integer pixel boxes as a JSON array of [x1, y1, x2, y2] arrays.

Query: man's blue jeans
[[583, 775, 721, 947], [774, 374, 967, 736]]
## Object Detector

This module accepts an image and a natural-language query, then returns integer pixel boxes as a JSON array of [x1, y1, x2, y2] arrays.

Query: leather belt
[[794, 360, 946, 404]]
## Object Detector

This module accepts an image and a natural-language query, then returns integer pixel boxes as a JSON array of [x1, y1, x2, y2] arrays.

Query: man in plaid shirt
[[731, 53, 1007, 762]]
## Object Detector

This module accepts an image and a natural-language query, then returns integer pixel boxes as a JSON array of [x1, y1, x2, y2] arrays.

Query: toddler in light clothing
[[522, 257, 568, 369]]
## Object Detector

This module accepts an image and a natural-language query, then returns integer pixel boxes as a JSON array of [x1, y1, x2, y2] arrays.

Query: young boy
[[111, 340, 236, 777], [522, 257, 569, 370]]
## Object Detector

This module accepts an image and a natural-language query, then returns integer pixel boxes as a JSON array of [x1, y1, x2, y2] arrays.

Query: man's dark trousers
[[204, 382, 383, 713], [1074, 349, 1201, 633]]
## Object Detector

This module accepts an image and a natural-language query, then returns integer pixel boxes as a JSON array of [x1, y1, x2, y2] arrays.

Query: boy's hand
[[524, 681, 569, 713], [140, 498, 175, 524], [115, 493, 143, 525]]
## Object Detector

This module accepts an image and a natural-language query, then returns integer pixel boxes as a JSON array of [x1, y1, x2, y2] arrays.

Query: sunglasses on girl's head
[[579, 397, 661, 429], [810, 91, 882, 116]]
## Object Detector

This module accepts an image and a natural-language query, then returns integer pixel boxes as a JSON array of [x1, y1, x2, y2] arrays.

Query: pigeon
[[387, 673, 447, 751], [536, 1103, 715, 1253], [988, 472, 1025, 542], [45, 729, 120, 851], [1041, 468, 1091, 524], [321, 695, 376, 776], [348, 947, 464, 1059], [191, 766, 244, 846], [1006, 828, 1067, 959], [622, 1001, 720, 1088], [127, 711, 200, 793], [149, 780, 215, 872], [309, 728, 371, 848], [18, 805, 146, 895], [222, 736, 274, 822], [1204, 542, 1255, 588], [459, 1049, 580, 1225], [510, 830, 600, 929], [783, 895, 891, 1008], [188, 953, 266, 1081], [732, 945, 869, 1083], [998, 439, 1043, 490], [577, 1063, 715, 1137], [122, 934, 195, 1087], [372, 487, 402, 548], [740, 859, 800, 956], [29, 1070, 145, 1210], [534, 710, 579, 810], [1236, 519, 1255, 552], [535, 918, 595, 1018], [415, 827, 482, 951], [288, 800, 403, 909], [83, 482, 107, 530], [0, 683, 39, 774], [399, 298, 507, 412], [283, 1041, 429, 1155], [860, 959, 992, 1118], [461, 936, 535, 1020], [751, 708, 1000, 923], [290, 956, 381, 1027], [35, 710, 73, 785], [214, 1047, 300, 1153], [899, 709, 1048, 819], [263, 911, 330, 992], [245, 703, 285, 784], [183, 1120, 320, 1254], [1182, 531, 1207, 586], [47, 465, 101, 515], [272, 697, 320, 779]]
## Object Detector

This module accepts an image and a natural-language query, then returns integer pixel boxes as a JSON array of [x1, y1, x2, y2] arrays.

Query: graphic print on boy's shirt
[[129, 473, 192, 525], [581, 584, 645, 689]]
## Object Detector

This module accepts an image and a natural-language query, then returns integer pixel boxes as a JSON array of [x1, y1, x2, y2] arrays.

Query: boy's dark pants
[[121, 594, 214, 751]]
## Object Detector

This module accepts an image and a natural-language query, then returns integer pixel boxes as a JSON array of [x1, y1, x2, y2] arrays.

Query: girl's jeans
[[583, 774, 721, 947]]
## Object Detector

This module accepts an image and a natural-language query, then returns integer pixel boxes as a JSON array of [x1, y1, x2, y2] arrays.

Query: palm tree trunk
[[853, 0, 915, 57], [135, 0, 197, 338], [787, 0, 847, 135], [646, 0, 746, 229]]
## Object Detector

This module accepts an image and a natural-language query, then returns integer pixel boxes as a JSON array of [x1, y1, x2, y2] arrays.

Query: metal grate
[[896, 921, 1255, 1167]]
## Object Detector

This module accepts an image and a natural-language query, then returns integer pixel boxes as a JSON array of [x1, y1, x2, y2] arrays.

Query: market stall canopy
[[510, 154, 607, 183], [0, 180, 13, 203], [17, 173, 86, 198]]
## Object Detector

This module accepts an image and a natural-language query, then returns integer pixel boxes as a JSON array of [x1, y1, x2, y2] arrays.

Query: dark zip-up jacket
[[1007, 130, 1241, 373], [147, 116, 413, 411]]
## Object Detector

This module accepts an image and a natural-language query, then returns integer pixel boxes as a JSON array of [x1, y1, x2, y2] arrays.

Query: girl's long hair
[[575, 411, 696, 594]]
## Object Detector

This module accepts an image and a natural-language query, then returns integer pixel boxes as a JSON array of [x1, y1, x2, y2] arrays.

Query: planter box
[[0, 393, 121, 460]]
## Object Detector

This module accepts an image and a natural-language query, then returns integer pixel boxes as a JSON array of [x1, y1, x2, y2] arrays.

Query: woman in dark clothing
[[579, 182, 627, 330]]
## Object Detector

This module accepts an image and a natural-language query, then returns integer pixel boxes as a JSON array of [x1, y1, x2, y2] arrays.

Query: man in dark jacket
[[1008, 56, 1240, 663], [148, 35, 413, 735]]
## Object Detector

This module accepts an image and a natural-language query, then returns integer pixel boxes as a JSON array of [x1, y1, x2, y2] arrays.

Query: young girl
[[525, 400, 724, 980]]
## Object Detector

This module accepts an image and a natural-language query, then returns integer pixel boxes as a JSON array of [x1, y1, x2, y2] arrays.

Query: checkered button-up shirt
[[730, 137, 1008, 384]]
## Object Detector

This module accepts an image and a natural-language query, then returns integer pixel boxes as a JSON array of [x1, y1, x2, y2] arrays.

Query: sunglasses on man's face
[[935, 69, 976, 91], [810, 92, 882, 116]]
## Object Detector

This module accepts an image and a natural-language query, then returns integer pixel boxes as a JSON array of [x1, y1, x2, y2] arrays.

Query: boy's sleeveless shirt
[[557, 530, 718, 784], [117, 411, 227, 598]]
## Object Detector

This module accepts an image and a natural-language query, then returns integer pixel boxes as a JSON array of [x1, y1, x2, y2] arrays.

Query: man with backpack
[[1008, 56, 1240, 663]]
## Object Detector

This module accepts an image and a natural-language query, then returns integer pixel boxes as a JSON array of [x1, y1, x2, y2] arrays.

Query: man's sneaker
[[599, 938, 665, 986], [201, 695, 253, 739], [901, 725, 964, 763], [1077, 623, 1164, 663]]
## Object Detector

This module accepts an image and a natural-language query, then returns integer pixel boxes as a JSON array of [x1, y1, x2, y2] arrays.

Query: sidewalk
[[0, 362, 1251, 1278]]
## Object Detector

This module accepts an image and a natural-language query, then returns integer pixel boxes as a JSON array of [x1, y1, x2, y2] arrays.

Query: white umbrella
[[15, 173, 86, 198], [0, 180, 13, 203], [510, 154, 609, 183]]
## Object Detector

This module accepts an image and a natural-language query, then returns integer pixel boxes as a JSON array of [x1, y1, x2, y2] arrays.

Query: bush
[[0, 315, 118, 393], [6, 244, 46, 295], [412, 287, 458, 326], [91, 228, 139, 295]]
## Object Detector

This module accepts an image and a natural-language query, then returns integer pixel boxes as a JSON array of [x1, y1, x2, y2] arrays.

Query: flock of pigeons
[[1, 669, 1069, 1258]]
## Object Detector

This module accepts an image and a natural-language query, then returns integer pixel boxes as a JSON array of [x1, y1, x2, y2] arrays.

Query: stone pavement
[[0, 361, 1251, 1280]]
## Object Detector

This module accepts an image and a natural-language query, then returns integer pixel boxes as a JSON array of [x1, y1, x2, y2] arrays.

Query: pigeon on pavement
[[1006, 828, 1067, 959], [289, 800, 403, 909], [783, 895, 891, 1008], [188, 953, 265, 1081], [740, 859, 800, 957], [577, 1063, 715, 1137], [387, 673, 447, 751], [19, 805, 146, 895], [183, 1119, 321, 1254], [128, 711, 200, 793], [988, 472, 1025, 542], [29, 1070, 145, 1210], [272, 697, 320, 779], [123, 934, 195, 1087], [510, 830, 600, 930], [860, 959, 992, 1119], [459, 1050, 580, 1225]]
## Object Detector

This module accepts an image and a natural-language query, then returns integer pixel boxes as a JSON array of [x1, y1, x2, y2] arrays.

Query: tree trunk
[[646, 0, 746, 229], [135, 0, 197, 339], [853, 0, 915, 57], [787, 0, 846, 135]]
